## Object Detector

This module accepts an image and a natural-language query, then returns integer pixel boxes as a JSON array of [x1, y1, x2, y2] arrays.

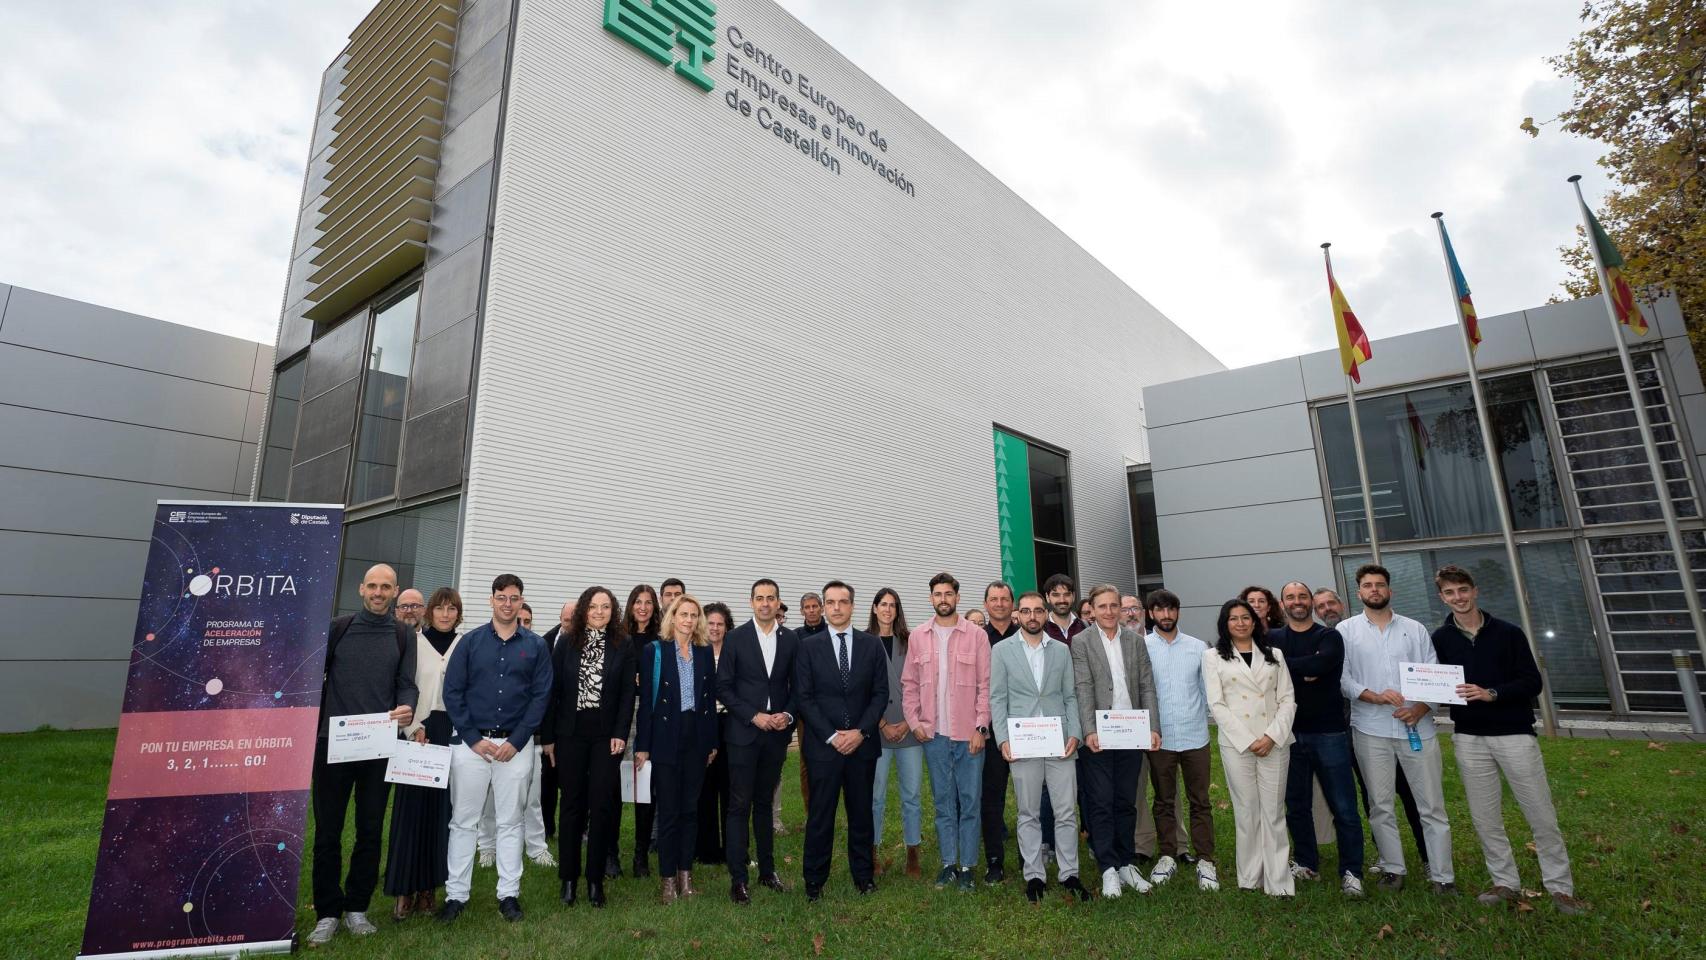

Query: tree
[[1524, 1, 1706, 379]]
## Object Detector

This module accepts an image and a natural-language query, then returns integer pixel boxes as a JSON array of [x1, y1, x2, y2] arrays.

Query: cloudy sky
[[1, 0, 1607, 369]]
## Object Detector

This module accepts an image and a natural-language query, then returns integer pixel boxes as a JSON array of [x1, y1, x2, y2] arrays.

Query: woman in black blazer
[[540, 586, 636, 909], [636, 594, 720, 904]]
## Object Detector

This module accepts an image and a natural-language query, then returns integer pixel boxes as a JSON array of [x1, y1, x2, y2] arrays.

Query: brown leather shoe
[[392, 895, 413, 922], [677, 870, 699, 898], [905, 845, 922, 878], [413, 891, 435, 915], [659, 876, 678, 905]]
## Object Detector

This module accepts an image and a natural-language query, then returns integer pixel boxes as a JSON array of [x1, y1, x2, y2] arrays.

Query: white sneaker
[[1289, 859, 1320, 881], [530, 849, 557, 867], [478, 848, 496, 868], [1149, 855, 1178, 886], [1196, 859, 1221, 892], [307, 917, 338, 947], [1117, 864, 1153, 894], [1341, 871, 1365, 899], [1101, 867, 1123, 899], [341, 912, 377, 936]]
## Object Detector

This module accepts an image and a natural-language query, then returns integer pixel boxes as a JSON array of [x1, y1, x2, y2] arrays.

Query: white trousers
[[1352, 729, 1453, 883], [479, 743, 548, 857], [448, 744, 534, 901], [1010, 755, 1080, 881], [1454, 733, 1574, 895], [1219, 742, 1293, 896]]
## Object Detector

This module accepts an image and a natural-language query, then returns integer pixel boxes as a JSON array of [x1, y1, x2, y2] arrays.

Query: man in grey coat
[[992, 591, 1088, 902], [1072, 583, 1161, 900]]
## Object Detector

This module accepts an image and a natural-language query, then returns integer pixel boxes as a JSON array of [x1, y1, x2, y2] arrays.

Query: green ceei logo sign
[[604, 0, 717, 91]]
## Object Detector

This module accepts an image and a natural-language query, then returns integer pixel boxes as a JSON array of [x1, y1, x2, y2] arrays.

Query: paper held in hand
[[1006, 716, 1066, 759], [384, 741, 451, 788], [327, 713, 397, 763], [1095, 709, 1151, 750], [620, 760, 653, 804], [1400, 661, 1468, 705]]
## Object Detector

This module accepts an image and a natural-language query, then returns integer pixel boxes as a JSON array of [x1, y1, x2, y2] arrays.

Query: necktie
[[837, 632, 850, 689]]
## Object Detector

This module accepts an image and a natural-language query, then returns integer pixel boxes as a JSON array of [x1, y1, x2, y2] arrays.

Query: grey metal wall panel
[[399, 397, 467, 499], [1158, 500, 1331, 562], [303, 315, 368, 400], [1525, 298, 1620, 361], [1652, 295, 1686, 340], [455, 0, 511, 70], [445, 30, 506, 131], [0, 531, 148, 599], [1148, 403, 1315, 472], [233, 441, 258, 495], [290, 446, 353, 502], [0, 661, 131, 731], [1175, 604, 1225, 647], [458, 0, 1221, 612], [405, 316, 475, 417], [1665, 334, 1704, 397], [1152, 449, 1327, 517], [426, 162, 493, 263], [0, 596, 137, 661], [292, 378, 361, 464], [437, 97, 500, 195], [0, 345, 254, 441], [0, 466, 234, 540], [1161, 548, 1337, 620], [1300, 309, 1538, 401], [416, 239, 483, 340], [1146, 357, 1304, 428], [0, 405, 245, 491]]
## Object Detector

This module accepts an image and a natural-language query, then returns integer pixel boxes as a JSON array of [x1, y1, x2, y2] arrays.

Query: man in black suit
[[793, 580, 888, 901], [715, 578, 799, 904]]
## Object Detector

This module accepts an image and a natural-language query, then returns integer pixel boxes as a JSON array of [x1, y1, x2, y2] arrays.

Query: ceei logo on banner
[[603, 0, 717, 91]]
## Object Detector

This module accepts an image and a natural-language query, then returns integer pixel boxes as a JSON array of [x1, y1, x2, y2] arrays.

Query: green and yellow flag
[[1584, 205, 1648, 336]]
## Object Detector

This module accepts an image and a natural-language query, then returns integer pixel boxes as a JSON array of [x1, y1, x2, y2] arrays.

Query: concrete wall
[[0, 285, 268, 731]]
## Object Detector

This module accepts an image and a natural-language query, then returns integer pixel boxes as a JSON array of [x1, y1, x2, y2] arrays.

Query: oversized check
[[1400, 662, 1468, 705], [1095, 709, 1151, 750], [620, 760, 653, 804], [327, 712, 397, 763], [384, 741, 451, 788], [1006, 716, 1066, 759]]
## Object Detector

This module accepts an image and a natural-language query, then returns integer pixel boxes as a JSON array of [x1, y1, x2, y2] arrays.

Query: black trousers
[[556, 718, 621, 883], [981, 744, 1010, 866], [802, 750, 877, 888], [311, 738, 391, 920], [1083, 749, 1143, 873], [724, 731, 789, 884], [654, 738, 708, 876], [696, 743, 729, 863], [540, 748, 559, 839]]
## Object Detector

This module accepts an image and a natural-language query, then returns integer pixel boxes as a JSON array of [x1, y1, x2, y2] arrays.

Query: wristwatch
[[1487, 687, 1500, 702], [976, 725, 990, 737]]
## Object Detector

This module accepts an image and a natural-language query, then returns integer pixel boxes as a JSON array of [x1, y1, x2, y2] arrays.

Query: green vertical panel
[[993, 428, 1037, 593]]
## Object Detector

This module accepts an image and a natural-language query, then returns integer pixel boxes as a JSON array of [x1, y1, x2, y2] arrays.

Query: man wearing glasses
[[440, 575, 553, 923], [395, 589, 427, 629]]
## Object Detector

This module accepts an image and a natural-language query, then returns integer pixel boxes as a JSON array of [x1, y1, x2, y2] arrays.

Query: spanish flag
[[1584, 204, 1648, 335], [1327, 256, 1372, 383], [1438, 222, 1483, 352]]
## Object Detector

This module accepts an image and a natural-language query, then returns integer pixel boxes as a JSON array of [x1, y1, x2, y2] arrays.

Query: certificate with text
[[327, 713, 396, 763], [1400, 662, 1468, 705], [1006, 716, 1066, 759], [1095, 709, 1152, 750], [384, 741, 451, 788]]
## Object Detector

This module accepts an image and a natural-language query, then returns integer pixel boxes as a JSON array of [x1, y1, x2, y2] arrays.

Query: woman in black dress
[[383, 587, 462, 919], [617, 583, 661, 878], [695, 602, 734, 864]]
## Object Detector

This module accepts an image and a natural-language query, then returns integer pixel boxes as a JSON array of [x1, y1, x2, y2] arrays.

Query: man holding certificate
[[991, 591, 1087, 903], [1072, 584, 1161, 900], [1430, 565, 1585, 915]]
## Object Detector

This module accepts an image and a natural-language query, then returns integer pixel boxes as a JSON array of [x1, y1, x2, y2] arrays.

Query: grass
[[1, 730, 1701, 960]]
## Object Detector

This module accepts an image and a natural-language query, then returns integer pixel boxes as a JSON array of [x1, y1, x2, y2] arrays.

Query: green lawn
[[2, 729, 1701, 960]]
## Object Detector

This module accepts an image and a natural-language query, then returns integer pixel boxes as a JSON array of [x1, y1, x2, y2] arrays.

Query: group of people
[[303, 561, 1586, 946]]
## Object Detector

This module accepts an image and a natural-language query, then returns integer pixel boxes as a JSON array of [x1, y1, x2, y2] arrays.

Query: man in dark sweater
[[309, 563, 418, 947], [1431, 565, 1585, 915], [979, 580, 1021, 883], [1273, 581, 1365, 898]]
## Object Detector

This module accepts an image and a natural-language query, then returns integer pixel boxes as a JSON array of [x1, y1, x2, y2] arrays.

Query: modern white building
[[258, 0, 1220, 624]]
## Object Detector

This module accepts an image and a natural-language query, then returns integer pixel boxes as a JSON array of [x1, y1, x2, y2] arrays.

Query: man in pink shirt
[[902, 572, 992, 891]]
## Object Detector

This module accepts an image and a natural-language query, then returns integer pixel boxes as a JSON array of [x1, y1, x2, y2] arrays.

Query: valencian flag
[[1438, 222, 1483, 352], [1328, 259, 1372, 382], [1584, 204, 1648, 335]]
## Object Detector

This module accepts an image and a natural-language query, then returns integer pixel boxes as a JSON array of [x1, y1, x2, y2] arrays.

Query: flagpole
[[1324, 242, 1381, 564], [1568, 175, 1706, 706], [1430, 213, 1558, 736]]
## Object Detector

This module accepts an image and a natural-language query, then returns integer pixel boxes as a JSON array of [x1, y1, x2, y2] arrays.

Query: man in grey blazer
[[1072, 584, 1162, 900], [992, 591, 1089, 902]]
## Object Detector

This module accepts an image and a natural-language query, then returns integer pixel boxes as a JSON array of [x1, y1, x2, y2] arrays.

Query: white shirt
[[1338, 611, 1440, 740], [1099, 625, 1132, 710], [755, 620, 779, 709], [1023, 634, 1051, 690], [933, 622, 955, 735]]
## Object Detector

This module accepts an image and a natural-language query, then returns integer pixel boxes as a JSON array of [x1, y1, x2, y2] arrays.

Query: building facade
[[257, 0, 1220, 628], [1144, 295, 1706, 718], [0, 284, 270, 731]]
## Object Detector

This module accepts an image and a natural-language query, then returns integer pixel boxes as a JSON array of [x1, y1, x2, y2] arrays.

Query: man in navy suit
[[793, 580, 888, 901], [715, 578, 799, 904]]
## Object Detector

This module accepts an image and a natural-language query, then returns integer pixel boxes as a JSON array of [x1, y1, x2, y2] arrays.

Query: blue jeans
[[1285, 730, 1365, 877], [922, 735, 984, 868], [873, 744, 924, 847]]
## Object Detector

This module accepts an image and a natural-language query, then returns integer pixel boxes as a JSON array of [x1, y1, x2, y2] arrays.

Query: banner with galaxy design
[[79, 502, 344, 959]]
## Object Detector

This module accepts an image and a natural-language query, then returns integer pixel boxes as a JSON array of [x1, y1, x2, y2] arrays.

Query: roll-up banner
[[78, 502, 344, 959]]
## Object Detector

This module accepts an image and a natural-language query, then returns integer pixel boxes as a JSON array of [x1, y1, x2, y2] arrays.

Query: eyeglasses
[[396, 602, 425, 611], [493, 594, 524, 605]]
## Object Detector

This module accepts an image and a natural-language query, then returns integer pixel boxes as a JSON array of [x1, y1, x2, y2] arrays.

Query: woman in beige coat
[[1203, 598, 1297, 897]]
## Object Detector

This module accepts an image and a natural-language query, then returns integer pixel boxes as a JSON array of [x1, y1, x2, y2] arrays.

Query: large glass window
[[1546, 354, 1699, 526], [350, 286, 419, 504], [257, 358, 306, 501], [335, 497, 460, 615], [993, 428, 1076, 592], [1338, 541, 1607, 710], [1320, 373, 1566, 545], [1128, 466, 1163, 587], [1585, 531, 1706, 713]]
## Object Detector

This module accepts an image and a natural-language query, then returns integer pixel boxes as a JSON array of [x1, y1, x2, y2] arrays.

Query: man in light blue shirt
[[1337, 563, 1455, 895], [1140, 589, 1218, 891]]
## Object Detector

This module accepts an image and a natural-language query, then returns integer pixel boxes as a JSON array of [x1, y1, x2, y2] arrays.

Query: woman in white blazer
[[1203, 597, 1297, 897]]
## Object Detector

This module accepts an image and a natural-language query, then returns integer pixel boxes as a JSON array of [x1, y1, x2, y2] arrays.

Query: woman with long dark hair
[[636, 595, 719, 904], [384, 587, 462, 919], [695, 602, 734, 865], [617, 583, 661, 879], [539, 586, 635, 908], [1203, 598, 1296, 897], [867, 587, 924, 877], [1241, 585, 1284, 631]]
